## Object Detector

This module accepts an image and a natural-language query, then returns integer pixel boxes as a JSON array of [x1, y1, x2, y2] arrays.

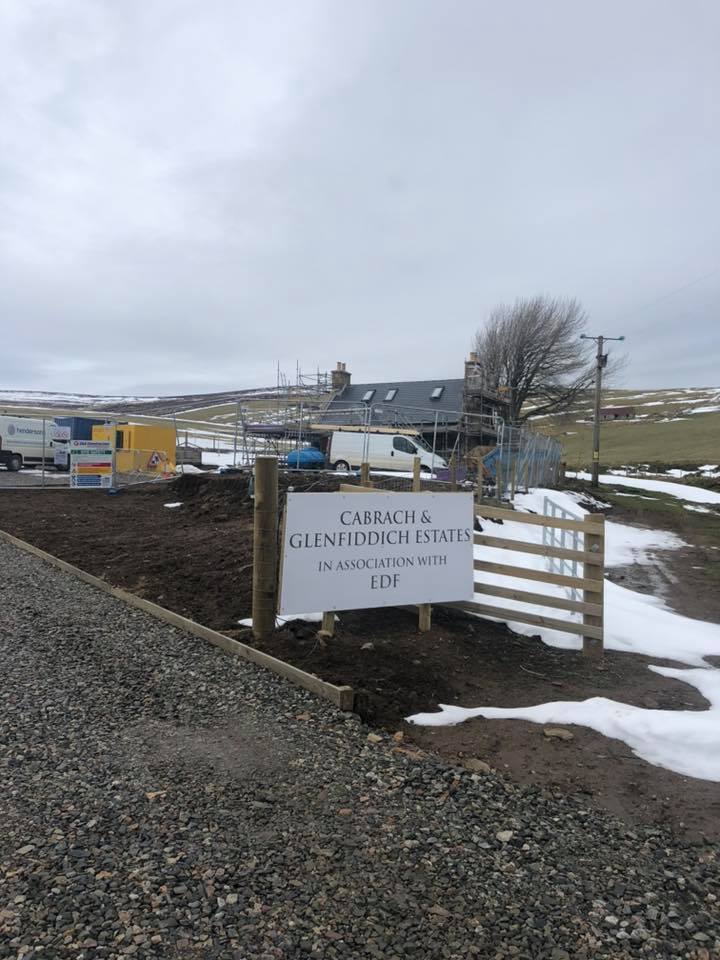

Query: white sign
[[50, 424, 72, 441], [279, 492, 474, 615], [54, 444, 69, 466], [69, 440, 113, 489]]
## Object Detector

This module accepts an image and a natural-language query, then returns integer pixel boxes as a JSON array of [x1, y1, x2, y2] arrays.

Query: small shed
[[599, 406, 635, 421]]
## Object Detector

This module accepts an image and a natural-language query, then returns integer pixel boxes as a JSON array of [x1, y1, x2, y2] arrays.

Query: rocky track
[[0, 539, 718, 959]]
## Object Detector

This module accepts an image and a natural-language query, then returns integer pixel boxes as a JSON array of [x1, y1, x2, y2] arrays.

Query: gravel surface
[[0, 540, 718, 959], [0, 470, 68, 488]]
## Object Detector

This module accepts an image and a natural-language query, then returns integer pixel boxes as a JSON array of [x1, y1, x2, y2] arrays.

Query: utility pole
[[580, 333, 625, 487], [591, 335, 604, 488]]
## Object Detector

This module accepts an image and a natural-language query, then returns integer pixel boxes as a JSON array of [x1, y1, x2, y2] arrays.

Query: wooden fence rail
[[470, 504, 605, 658]]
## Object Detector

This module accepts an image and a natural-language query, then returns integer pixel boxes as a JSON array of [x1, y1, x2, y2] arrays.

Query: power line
[[616, 265, 720, 325]]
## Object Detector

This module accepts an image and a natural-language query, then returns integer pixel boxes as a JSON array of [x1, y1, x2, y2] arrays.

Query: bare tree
[[473, 296, 601, 421]]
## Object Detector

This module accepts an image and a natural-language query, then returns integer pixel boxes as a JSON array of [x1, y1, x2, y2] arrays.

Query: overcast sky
[[1, 0, 719, 396]]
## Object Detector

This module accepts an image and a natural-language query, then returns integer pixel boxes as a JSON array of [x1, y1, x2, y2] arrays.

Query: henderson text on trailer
[[0, 415, 67, 471]]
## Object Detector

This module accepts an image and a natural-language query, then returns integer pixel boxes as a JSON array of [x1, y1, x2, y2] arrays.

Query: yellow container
[[92, 423, 176, 472]]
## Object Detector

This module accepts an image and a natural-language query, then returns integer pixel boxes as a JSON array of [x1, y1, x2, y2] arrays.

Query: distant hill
[[529, 387, 720, 468], [3, 384, 718, 468], [0, 385, 328, 417]]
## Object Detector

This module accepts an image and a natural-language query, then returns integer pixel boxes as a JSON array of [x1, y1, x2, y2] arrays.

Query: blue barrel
[[286, 447, 326, 469]]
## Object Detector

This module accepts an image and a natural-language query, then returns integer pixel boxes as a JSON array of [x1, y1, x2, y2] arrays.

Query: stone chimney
[[331, 361, 351, 393], [464, 352, 480, 386]]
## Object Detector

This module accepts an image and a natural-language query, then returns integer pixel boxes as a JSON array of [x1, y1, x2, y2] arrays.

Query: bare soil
[[608, 545, 720, 624], [0, 475, 718, 842], [0, 472, 337, 631]]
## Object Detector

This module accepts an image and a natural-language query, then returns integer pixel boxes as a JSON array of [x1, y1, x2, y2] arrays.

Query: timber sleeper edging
[[0, 528, 354, 712]]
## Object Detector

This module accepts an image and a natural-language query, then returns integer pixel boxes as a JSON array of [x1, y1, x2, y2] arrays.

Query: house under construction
[[317, 355, 507, 458], [230, 356, 508, 465]]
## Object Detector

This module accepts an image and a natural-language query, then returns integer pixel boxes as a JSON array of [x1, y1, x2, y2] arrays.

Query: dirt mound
[[171, 473, 253, 520], [169, 470, 346, 521]]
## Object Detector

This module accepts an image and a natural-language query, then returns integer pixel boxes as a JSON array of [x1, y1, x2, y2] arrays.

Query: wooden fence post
[[252, 456, 279, 640], [582, 512, 604, 659], [412, 455, 421, 491], [360, 461, 370, 486], [413, 456, 432, 632]]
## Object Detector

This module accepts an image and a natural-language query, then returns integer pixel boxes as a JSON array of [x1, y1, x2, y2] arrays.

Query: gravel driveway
[[0, 539, 718, 959], [0, 469, 68, 488]]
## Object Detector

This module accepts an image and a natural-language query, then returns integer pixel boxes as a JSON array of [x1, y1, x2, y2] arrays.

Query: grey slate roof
[[321, 378, 465, 428]]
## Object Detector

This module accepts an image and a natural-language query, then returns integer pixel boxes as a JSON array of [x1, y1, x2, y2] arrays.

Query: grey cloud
[[1, 0, 718, 394]]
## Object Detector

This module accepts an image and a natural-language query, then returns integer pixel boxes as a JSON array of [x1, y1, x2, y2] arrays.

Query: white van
[[0, 416, 63, 471], [328, 431, 447, 473]]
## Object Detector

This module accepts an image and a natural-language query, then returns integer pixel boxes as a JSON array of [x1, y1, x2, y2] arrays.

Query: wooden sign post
[[252, 456, 279, 640], [413, 457, 432, 632]]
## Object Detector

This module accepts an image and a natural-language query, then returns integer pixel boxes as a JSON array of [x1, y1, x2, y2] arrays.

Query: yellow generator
[[92, 423, 176, 474]]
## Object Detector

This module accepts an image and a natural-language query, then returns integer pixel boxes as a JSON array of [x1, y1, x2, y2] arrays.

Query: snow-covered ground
[[0, 390, 160, 405], [201, 450, 247, 468], [408, 487, 720, 782], [567, 471, 720, 504]]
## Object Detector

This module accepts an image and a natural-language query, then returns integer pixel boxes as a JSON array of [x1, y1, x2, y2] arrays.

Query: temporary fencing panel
[[114, 449, 174, 485], [494, 423, 563, 501]]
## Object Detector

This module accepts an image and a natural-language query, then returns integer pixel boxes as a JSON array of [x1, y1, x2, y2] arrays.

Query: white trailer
[[328, 430, 447, 473], [0, 415, 65, 471]]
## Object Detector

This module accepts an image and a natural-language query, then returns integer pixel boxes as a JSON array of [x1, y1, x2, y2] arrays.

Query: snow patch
[[474, 490, 709, 666], [567, 472, 720, 504], [238, 613, 337, 627], [411, 486, 720, 781], [511, 490, 684, 566], [407, 666, 720, 781]]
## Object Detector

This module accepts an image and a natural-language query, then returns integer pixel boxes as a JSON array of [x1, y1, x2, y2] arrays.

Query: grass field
[[180, 393, 333, 426], [531, 387, 720, 468]]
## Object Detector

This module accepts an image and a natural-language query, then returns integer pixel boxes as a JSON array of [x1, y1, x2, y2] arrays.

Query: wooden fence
[[461, 503, 605, 658]]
